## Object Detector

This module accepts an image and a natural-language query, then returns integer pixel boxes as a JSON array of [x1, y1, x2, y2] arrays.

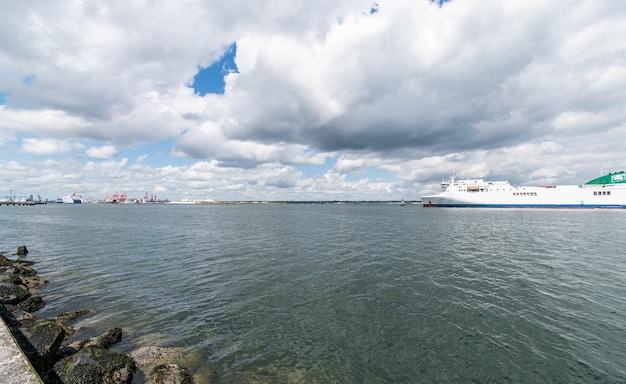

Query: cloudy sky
[[1, 0, 626, 201]]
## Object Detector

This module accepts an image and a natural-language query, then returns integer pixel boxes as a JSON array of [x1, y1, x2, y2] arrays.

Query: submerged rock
[[146, 363, 192, 384], [130, 346, 186, 368], [52, 308, 91, 338], [54, 308, 91, 324], [130, 346, 191, 384], [65, 327, 123, 352]]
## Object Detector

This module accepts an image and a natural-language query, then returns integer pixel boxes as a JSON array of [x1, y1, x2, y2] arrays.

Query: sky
[[1, 0, 626, 202]]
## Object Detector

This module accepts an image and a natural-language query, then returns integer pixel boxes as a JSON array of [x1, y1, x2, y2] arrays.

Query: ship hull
[[422, 184, 626, 208]]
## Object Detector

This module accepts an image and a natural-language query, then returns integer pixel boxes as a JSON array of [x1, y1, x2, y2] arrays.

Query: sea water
[[1, 204, 625, 383]]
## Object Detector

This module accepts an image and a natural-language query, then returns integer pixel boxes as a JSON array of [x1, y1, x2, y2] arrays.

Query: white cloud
[[85, 145, 118, 159], [20, 138, 81, 155], [0, 107, 89, 135]]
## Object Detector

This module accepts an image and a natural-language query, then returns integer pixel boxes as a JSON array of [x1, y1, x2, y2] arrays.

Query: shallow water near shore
[[2, 203, 626, 383]]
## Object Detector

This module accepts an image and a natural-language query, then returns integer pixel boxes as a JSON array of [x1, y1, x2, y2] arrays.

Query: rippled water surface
[[2, 204, 625, 383]]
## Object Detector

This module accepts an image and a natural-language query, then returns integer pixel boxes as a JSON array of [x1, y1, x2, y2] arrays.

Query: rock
[[53, 347, 136, 384], [0, 270, 21, 284], [18, 272, 48, 291], [64, 327, 123, 354], [53, 309, 91, 338], [0, 282, 31, 304], [2, 263, 48, 291], [13, 258, 35, 266], [93, 327, 123, 349], [54, 308, 90, 324], [15, 295, 45, 313], [18, 318, 66, 371], [146, 364, 192, 384], [7, 308, 36, 323], [2, 247, 184, 384], [0, 303, 20, 326], [0, 256, 47, 291]]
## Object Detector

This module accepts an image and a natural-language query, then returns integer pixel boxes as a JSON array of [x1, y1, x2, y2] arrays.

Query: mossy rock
[[54, 347, 136, 384]]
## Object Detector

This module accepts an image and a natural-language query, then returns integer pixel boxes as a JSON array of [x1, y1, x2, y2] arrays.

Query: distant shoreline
[[41, 200, 421, 205]]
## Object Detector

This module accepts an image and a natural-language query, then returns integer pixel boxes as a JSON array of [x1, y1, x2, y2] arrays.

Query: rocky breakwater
[[0, 246, 191, 384]]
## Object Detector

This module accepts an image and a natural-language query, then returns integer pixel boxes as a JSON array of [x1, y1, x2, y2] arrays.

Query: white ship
[[62, 193, 84, 204], [421, 171, 626, 208]]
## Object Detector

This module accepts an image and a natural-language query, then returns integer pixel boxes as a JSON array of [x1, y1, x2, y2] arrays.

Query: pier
[[0, 201, 47, 206]]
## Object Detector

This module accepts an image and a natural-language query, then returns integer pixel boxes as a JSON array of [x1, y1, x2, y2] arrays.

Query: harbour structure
[[0, 200, 46, 206], [1, 192, 46, 206], [104, 192, 127, 204]]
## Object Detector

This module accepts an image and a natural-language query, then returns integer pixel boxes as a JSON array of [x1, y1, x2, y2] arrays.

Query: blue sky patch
[[343, 166, 397, 183], [191, 43, 238, 96], [0, 92, 8, 104], [23, 75, 36, 85], [432, 0, 451, 6], [123, 139, 193, 167], [297, 156, 337, 179]]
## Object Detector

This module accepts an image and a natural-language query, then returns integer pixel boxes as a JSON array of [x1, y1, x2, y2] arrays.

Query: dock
[[0, 201, 47, 206]]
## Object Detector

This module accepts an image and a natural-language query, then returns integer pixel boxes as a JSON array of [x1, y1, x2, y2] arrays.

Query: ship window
[[608, 191, 611, 195], [593, 191, 597, 195]]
